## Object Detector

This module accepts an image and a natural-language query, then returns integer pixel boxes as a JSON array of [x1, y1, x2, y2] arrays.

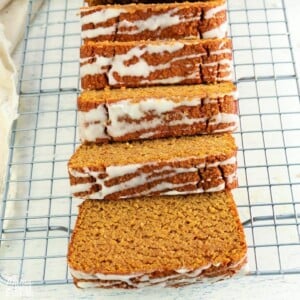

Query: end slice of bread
[[68, 191, 247, 288]]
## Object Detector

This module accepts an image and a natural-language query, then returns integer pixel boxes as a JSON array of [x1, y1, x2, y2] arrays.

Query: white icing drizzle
[[80, 41, 232, 85], [207, 156, 236, 167], [116, 97, 192, 119], [217, 73, 232, 81], [213, 123, 238, 133], [81, 55, 112, 77], [205, 182, 225, 192], [81, 5, 228, 40], [208, 113, 239, 126], [202, 58, 232, 82], [82, 25, 117, 38], [69, 156, 237, 199], [127, 181, 200, 198], [226, 173, 238, 184], [108, 43, 184, 84], [71, 183, 92, 194], [110, 111, 235, 140], [71, 163, 199, 198], [71, 269, 143, 283], [117, 9, 199, 35], [80, 56, 92, 64], [210, 48, 232, 56], [162, 185, 211, 196], [70, 256, 248, 288], [69, 169, 90, 178], [204, 3, 227, 20], [78, 106, 108, 142], [139, 72, 199, 86], [81, 8, 126, 25], [79, 123, 107, 143], [78, 93, 238, 143], [70, 265, 213, 284], [81, 43, 190, 81], [202, 22, 227, 39], [203, 58, 231, 68]]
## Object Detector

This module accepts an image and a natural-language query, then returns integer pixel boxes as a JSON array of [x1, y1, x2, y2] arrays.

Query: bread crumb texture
[[68, 191, 247, 274]]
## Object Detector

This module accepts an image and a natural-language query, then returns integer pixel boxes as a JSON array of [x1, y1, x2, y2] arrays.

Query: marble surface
[[3, 275, 300, 300], [1, 0, 300, 299]]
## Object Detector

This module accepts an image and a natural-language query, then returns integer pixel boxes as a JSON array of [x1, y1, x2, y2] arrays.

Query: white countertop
[[1, 0, 300, 299], [4, 275, 300, 300]]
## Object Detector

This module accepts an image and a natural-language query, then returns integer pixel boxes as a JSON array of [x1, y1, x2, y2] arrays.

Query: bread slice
[[80, 38, 232, 90], [68, 133, 237, 200], [81, 0, 227, 42], [78, 83, 238, 144], [68, 191, 247, 288]]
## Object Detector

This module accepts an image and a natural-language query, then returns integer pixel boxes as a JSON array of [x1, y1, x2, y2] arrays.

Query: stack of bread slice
[[67, 0, 247, 288]]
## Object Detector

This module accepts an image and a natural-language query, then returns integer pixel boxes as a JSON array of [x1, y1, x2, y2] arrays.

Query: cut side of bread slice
[[68, 191, 247, 288], [68, 133, 238, 200]]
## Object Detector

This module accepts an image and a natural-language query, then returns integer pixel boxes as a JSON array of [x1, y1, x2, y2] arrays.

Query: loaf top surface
[[81, 0, 226, 13], [80, 38, 232, 58], [68, 134, 237, 167], [79, 82, 236, 105]]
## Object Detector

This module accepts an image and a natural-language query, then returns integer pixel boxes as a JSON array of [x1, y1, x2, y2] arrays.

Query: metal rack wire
[[1, 0, 300, 286]]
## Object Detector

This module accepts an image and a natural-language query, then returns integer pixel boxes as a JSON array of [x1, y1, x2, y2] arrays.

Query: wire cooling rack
[[0, 0, 300, 286]]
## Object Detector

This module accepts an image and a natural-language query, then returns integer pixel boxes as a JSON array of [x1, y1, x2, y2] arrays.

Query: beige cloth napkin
[[0, 0, 43, 195]]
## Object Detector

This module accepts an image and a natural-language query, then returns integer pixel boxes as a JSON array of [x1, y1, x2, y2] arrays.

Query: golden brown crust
[[78, 82, 236, 109], [68, 191, 247, 287], [69, 133, 237, 167]]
